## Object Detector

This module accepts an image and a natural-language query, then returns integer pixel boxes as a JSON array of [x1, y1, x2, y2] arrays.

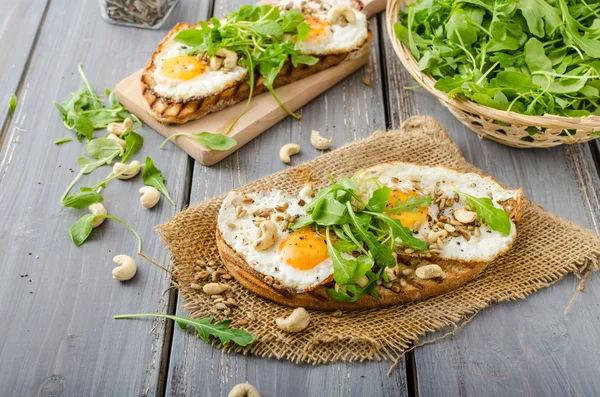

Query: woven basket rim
[[384, 0, 600, 131]]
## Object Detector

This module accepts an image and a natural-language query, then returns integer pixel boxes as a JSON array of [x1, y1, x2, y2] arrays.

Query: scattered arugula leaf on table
[[114, 313, 256, 346], [142, 157, 175, 206], [160, 131, 237, 151], [54, 137, 72, 145], [68, 213, 142, 253]]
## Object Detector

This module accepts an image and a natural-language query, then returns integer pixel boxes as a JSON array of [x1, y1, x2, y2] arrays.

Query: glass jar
[[100, 0, 179, 29]]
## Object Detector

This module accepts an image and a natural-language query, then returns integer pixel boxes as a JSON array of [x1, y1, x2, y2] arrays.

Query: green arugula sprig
[[114, 313, 256, 346], [395, 0, 600, 136], [160, 131, 237, 151], [174, 5, 318, 130], [54, 64, 140, 141], [457, 191, 511, 235], [68, 213, 142, 253], [290, 173, 430, 302]]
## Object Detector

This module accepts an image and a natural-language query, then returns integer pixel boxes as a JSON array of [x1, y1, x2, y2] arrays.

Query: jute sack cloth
[[158, 116, 600, 364]]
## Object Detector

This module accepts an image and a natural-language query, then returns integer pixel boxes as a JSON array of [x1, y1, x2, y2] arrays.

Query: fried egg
[[283, 0, 369, 55], [152, 40, 248, 98], [358, 162, 523, 263], [218, 190, 333, 292]]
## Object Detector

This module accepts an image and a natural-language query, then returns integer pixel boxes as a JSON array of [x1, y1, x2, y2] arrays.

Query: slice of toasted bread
[[141, 23, 372, 124], [215, 164, 525, 311]]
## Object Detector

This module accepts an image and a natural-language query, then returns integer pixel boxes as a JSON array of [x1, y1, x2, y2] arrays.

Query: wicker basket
[[385, 0, 600, 148]]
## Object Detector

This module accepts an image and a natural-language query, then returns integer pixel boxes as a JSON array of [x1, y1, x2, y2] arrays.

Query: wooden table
[[1, 1, 599, 396]]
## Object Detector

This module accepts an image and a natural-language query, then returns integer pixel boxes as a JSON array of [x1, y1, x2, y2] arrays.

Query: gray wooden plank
[[164, 5, 408, 396], [382, 9, 600, 397], [0, 0, 209, 395], [0, 0, 49, 136]]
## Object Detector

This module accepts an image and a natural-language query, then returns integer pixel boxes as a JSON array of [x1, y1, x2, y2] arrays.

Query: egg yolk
[[279, 229, 329, 271], [305, 17, 331, 42], [386, 189, 428, 230], [160, 55, 206, 80]]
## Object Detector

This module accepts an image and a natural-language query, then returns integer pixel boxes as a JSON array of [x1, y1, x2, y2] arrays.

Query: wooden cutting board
[[115, 0, 387, 165]]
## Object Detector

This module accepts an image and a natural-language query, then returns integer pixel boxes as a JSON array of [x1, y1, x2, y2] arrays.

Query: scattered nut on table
[[275, 307, 311, 332], [310, 129, 332, 150], [113, 160, 141, 180], [279, 143, 300, 164], [88, 203, 107, 228], [228, 383, 261, 397], [139, 186, 160, 208], [112, 254, 137, 281], [107, 117, 133, 136]]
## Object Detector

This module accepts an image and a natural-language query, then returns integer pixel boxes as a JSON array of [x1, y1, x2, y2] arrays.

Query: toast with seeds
[[216, 162, 525, 310], [142, 0, 371, 124]]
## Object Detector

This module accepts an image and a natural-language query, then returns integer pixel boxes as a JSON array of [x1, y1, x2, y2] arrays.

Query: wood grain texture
[[382, 10, 600, 397], [163, 4, 409, 396], [0, 0, 208, 395], [0, 0, 50, 141]]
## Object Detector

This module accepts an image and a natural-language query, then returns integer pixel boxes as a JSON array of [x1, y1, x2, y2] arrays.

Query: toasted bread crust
[[141, 23, 372, 124]]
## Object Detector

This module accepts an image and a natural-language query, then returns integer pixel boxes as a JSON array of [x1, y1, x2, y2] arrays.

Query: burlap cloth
[[158, 116, 600, 365]]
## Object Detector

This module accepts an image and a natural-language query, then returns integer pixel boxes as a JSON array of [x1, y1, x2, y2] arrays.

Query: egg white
[[218, 190, 332, 292], [358, 163, 521, 263]]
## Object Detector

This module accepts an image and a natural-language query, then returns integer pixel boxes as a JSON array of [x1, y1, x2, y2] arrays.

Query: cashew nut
[[279, 143, 300, 164], [355, 275, 369, 287], [228, 383, 261, 397], [107, 117, 133, 136], [299, 182, 314, 203], [310, 129, 332, 150], [112, 254, 137, 281], [453, 207, 477, 224], [275, 307, 311, 333], [139, 186, 160, 209], [203, 282, 228, 295], [88, 203, 107, 228], [211, 48, 238, 71], [327, 6, 356, 26], [113, 160, 141, 180], [427, 229, 448, 244], [254, 220, 277, 251], [415, 264, 443, 280], [107, 133, 126, 149]]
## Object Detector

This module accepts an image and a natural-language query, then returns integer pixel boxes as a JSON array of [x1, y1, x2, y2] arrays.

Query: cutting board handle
[[362, 0, 387, 17]]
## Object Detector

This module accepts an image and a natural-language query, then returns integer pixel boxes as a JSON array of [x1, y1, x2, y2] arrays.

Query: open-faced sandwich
[[142, 0, 370, 125], [216, 162, 525, 310]]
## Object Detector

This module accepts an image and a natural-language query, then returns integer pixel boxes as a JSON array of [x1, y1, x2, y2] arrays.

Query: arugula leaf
[[458, 191, 511, 235], [85, 138, 124, 159], [77, 155, 117, 175], [67, 213, 142, 252], [160, 132, 236, 151], [62, 190, 104, 209], [68, 110, 94, 141], [325, 228, 373, 285], [121, 131, 143, 163], [367, 186, 391, 213], [386, 195, 432, 214], [114, 314, 256, 346], [142, 157, 175, 206], [367, 212, 428, 251], [346, 202, 395, 268], [311, 199, 350, 225], [8, 94, 16, 116]]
